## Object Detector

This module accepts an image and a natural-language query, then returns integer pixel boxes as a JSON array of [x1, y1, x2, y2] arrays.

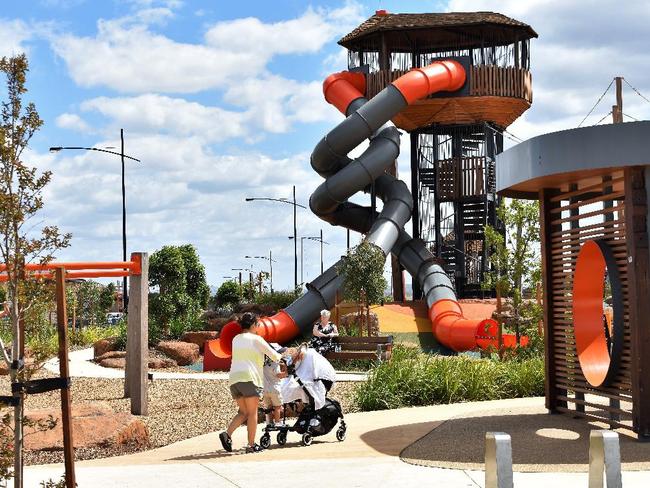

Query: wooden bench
[[324, 336, 393, 362]]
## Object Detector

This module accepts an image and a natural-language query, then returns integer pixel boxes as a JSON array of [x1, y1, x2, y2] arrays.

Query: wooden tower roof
[[339, 11, 538, 52]]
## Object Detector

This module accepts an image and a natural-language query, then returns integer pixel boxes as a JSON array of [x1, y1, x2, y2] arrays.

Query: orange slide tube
[[322, 71, 366, 114], [204, 311, 299, 371], [392, 60, 465, 104], [429, 299, 499, 352]]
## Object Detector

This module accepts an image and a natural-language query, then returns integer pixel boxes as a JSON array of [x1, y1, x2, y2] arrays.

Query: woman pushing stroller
[[219, 312, 283, 453]]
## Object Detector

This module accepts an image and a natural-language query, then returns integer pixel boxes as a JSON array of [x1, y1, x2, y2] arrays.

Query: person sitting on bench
[[310, 309, 339, 355]]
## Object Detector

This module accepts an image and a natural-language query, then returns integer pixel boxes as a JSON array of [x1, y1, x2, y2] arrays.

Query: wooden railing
[[365, 66, 533, 103], [436, 156, 490, 200]]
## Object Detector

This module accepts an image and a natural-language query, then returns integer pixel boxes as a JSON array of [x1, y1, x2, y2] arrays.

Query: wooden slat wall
[[365, 66, 533, 103], [436, 156, 486, 200], [543, 170, 635, 430]]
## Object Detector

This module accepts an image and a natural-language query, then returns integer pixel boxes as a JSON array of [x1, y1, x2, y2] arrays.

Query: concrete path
[[45, 348, 367, 381], [23, 397, 650, 487]]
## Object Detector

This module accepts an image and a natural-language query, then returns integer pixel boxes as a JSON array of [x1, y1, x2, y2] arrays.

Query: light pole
[[50, 129, 140, 311], [245, 252, 277, 293], [289, 233, 329, 284], [245, 186, 306, 291], [232, 267, 254, 299]]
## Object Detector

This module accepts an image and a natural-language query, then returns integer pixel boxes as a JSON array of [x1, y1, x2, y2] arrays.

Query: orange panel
[[573, 240, 610, 387]]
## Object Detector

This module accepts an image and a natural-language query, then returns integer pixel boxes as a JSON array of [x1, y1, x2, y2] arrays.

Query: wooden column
[[127, 253, 148, 416], [539, 188, 565, 412], [410, 132, 422, 300], [55, 269, 76, 488], [624, 167, 650, 439]]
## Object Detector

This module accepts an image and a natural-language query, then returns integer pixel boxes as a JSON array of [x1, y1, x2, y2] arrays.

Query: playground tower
[[338, 11, 537, 299]]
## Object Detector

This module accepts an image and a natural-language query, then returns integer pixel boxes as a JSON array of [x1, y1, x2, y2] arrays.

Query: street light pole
[[293, 185, 297, 292], [120, 129, 128, 308], [245, 187, 305, 292], [320, 228, 324, 274], [270, 250, 273, 293], [49, 133, 140, 313]]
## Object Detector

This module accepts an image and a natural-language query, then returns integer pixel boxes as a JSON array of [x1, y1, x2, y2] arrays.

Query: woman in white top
[[219, 312, 282, 453]]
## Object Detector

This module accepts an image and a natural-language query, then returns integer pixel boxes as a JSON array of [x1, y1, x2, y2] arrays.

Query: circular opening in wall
[[572, 239, 623, 387]]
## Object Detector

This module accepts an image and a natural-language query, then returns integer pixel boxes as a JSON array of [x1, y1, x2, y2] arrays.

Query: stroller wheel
[[260, 433, 271, 449], [301, 433, 313, 446], [277, 431, 287, 446], [336, 426, 346, 441]]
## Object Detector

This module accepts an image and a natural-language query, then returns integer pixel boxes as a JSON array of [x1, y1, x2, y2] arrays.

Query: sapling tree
[[0, 55, 71, 486], [483, 199, 541, 344], [337, 241, 387, 335]]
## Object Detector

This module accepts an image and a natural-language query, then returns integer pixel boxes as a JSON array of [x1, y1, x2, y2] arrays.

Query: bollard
[[485, 432, 514, 488], [589, 430, 622, 488]]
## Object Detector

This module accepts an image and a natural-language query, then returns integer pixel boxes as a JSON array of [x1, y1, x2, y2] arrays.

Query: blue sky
[[3, 0, 650, 291]]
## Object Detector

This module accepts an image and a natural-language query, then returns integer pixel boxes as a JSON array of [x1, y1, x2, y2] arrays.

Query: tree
[[99, 282, 116, 313], [215, 280, 241, 308], [337, 241, 387, 335], [0, 54, 71, 486], [483, 199, 541, 344], [148, 244, 209, 335]]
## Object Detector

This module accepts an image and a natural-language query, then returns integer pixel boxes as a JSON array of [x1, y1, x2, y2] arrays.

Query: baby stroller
[[260, 374, 347, 448]]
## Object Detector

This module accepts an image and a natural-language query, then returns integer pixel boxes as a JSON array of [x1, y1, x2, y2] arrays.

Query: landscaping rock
[[95, 350, 127, 362], [99, 357, 126, 369], [93, 337, 119, 358], [0, 357, 34, 376], [180, 331, 218, 352], [340, 311, 379, 336], [24, 403, 149, 450], [157, 341, 199, 366], [148, 358, 177, 369]]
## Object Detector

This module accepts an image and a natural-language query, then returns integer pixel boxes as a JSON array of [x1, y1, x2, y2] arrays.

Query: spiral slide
[[204, 60, 506, 371]]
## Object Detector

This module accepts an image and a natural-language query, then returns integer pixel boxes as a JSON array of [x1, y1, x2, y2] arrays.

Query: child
[[263, 344, 287, 426]]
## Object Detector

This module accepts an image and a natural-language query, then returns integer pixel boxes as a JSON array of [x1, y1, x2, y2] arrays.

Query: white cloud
[[55, 113, 92, 133], [0, 19, 31, 56], [51, 3, 363, 94]]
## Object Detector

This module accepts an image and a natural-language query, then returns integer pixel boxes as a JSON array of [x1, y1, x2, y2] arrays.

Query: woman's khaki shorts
[[263, 392, 282, 407], [230, 381, 263, 399]]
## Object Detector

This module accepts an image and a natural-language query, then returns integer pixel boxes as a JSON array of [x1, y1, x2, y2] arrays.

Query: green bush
[[254, 290, 298, 312], [353, 345, 544, 411]]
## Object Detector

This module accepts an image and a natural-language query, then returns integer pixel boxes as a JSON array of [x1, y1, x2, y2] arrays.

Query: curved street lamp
[[49, 129, 140, 310], [245, 252, 277, 293], [245, 185, 307, 291], [289, 231, 329, 284]]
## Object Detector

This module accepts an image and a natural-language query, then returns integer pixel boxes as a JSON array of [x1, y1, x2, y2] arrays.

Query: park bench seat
[[324, 336, 393, 362]]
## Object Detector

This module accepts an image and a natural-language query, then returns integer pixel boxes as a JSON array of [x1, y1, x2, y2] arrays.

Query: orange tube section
[[323, 71, 366, 114], [429, 299, 498, 352], [203, 311, 299, 371], [392, 60, 466, 104]]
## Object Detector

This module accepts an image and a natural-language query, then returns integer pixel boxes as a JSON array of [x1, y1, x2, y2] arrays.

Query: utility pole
[[320, 229, 324, 274], [612, 76, 623, 124]]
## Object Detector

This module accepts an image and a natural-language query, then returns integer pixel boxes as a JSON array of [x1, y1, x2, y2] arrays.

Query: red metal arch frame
[[573, 239, 624, 387]]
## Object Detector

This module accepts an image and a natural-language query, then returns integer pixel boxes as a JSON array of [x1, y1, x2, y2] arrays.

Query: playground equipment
[[497, 120, 650, 439], [0, 255, 149, 487], [206, 11, 540, 370]]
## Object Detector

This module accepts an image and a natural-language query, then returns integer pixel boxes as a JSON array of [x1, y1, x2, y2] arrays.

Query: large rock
[[93, 337, 119, 358], [99, 357, 126, 369], [157, 341, 199, 366], [24, 403, 149, 450], [339, 311, 379, 336], [180, 331, 218, 352], [95, 350, 126, 362], [148, 357, 177, 369]]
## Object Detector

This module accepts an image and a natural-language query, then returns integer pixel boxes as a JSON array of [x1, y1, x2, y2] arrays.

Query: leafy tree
[[99, 282, 116, 313], [337, 241, 387, 335], [0, 54, 71, 486], [149, 244, 209, 335], [215, 280, 241, 307], [483, 199, 541, 343]]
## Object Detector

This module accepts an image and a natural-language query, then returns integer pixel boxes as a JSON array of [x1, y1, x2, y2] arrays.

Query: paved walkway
[[45, 348, 367, 381], [23, 397, 650, 487]]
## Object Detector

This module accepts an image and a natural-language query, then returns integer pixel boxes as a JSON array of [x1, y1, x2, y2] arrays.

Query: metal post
[[293, 185, 298, 292], [485, 432, 513, 488], [121, 129, 128, 310], [300, 237, 304, 285], [127, 253, 148, 415], [346, 229, 350, 251], [589, 430, 622, 488], [269, 250, 273, 293], [320, 229, 324, 274], [55, 269, 76, 488]]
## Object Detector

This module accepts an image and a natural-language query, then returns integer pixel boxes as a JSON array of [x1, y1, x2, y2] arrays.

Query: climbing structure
[[339, 11, 537, 298]]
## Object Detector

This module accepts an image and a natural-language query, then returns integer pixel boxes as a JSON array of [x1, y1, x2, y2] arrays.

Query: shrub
[[254, 290, 298, 312], [353, 345, 544, 411], [215, 281, 241, 307]]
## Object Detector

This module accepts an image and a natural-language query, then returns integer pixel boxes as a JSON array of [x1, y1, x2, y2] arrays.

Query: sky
[[2, 0, 650, 292]]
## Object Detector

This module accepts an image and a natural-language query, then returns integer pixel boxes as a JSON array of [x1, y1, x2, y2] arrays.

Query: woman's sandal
[[219, 432, 232, 452]]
